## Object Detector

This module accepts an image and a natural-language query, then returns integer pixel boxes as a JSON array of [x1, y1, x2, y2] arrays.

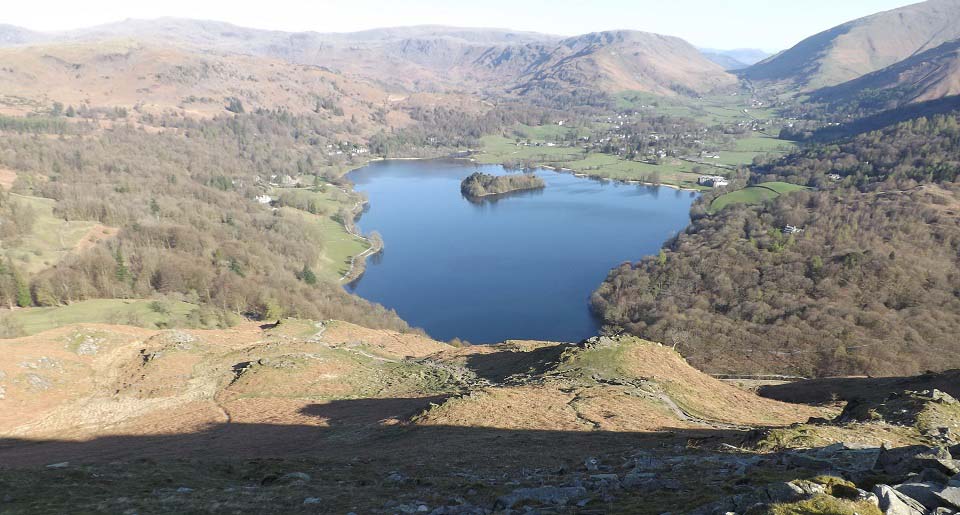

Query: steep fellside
[[0, 20, 735, 99], [507, 31, 738, 98], [743, 0, 960, 90], [2, 19, 563, 93], [0, 39, 439, 124], [811, 38, 960, 109], [593, 113, 960, 378]]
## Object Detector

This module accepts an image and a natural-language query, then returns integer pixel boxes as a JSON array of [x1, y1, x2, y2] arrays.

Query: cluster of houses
[[325, 143, 369, 157], [514, 141, 560, 148], [698, 175, 730, 187]]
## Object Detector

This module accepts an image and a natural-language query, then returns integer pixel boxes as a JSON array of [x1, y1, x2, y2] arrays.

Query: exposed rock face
[[875, 484, 927, 515]]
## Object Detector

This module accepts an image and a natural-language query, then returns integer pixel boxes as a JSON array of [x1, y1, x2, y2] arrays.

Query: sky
[[4, 0, 922, 51]]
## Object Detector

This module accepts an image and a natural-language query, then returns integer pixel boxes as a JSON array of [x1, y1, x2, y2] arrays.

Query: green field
[[3, 193, 104, 274], [0, 299, 200, 336], [614, 92, 781, 125], [733, 135, 798, 152], [712, 134, 799, 167], [274, 186, 371, 281], [476, 135, 585, 163], [709, 182, 810, 213], [476, 135, 706, 189], [513, 123, 592, 142]]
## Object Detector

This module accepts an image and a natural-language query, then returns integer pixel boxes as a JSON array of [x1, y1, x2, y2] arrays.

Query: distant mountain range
[[0, 18, 736, 102], [699, 48, 773, 70], [3, 1, 960, 116]]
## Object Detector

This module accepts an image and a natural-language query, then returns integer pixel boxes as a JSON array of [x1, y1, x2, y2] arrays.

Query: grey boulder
[[875, 484, 927, 515]]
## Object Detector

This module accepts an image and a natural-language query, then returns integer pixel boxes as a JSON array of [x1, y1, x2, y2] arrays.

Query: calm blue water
[[346, 159, 698, 344]]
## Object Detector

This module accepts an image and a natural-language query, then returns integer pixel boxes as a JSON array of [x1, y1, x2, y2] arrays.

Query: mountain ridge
[[811, 37, 960, 108], [0, 19, 736, 98], [743, 0, 960, 89]]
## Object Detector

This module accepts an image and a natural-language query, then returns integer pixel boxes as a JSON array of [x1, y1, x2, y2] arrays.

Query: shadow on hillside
[[758, 369, 960, 405], [462, 345, 572, 383], [0, 396, 735, 469]]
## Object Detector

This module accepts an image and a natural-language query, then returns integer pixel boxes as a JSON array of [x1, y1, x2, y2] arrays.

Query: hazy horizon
[[4, 0, 923, 51]]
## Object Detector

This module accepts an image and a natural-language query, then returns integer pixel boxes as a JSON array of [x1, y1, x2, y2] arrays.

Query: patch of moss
[[916, 399, 960, 436], [752, 425, 822, 451], [765, 494, 882, 515], [809, 476, 859, 500], [555, 339, 633, 382]]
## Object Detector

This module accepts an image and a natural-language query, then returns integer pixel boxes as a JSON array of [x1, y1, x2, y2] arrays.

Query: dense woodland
[[593, 113, 960, 377], [0, 112, 420, 330]]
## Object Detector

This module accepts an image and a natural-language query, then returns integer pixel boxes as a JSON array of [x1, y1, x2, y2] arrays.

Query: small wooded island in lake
[[460, 172, 546, 198]]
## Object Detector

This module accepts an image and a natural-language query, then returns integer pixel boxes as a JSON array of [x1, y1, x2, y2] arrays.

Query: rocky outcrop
[[690, 443, 960, 514]]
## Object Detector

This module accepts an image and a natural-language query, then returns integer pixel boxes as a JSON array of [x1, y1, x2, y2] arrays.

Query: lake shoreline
[[541, 165, 704, 193], [338, 151, 707, 193], [336, 154, 700, 293], [343, 158, 699, 343]]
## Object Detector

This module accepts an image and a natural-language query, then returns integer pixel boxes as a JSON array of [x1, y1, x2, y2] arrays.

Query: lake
[[346, 159, 698, 344]]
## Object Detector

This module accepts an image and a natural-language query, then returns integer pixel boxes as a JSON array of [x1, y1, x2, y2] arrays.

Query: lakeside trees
[[460, 172, 546, 198]]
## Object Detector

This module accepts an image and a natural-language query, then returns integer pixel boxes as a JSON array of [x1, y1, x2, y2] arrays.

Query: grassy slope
[[715, 134, 799, 167], [3, 194, 102, 275], [273, 186, 370, 281], [2, 299, 197, 335], [709, 182, 809, 213]]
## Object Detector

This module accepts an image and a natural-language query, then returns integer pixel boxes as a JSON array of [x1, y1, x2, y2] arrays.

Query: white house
[[255, 194, 272, 205], [698, 175, 729, 187]]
